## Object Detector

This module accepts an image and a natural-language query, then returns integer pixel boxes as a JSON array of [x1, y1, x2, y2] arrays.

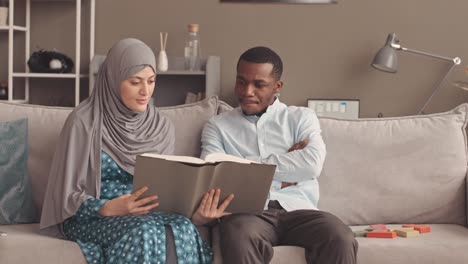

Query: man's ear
[[274, 80, 284, 94]]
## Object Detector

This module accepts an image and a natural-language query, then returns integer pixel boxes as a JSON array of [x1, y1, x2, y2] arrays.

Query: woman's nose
[[139, 83, 150, 95]]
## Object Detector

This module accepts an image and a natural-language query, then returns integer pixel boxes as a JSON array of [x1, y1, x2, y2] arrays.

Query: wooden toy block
[[369, 224, 387, 230], [402, 224, 431, 233], [366, 230, 396, 238], [365, 226, 388, 232], [353, 230, 367, 237], [394, 229, 420, 238], [390, 227, 414, 232]]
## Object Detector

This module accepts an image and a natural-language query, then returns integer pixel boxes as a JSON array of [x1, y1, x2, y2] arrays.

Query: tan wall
[[6, 0, 468, 117]]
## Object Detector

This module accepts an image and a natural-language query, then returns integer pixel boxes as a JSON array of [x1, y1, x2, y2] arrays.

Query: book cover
[[133, 153, 276, 218]]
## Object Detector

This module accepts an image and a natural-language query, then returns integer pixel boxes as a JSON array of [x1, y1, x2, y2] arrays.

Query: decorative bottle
[[184, 24, 201, 71]]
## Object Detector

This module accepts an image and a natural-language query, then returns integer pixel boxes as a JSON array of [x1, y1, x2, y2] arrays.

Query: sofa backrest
[[0, 97, 221, 216], [2, 98, 466, 226], [318, 104, 468, 226]]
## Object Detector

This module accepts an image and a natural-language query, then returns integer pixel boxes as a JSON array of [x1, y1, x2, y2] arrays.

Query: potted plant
[[0, 0, 8, 26]]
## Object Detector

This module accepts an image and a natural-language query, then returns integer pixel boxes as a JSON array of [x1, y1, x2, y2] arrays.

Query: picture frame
[[221, 0, 337, 3], [307, 99, 360, 119]]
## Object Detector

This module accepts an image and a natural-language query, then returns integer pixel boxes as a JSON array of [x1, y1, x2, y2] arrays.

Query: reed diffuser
[[158, 32, 169, 72]]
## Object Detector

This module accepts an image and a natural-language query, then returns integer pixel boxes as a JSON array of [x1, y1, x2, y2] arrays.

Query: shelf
[[89, 55, 220, 106], [0, 99, 28, 104], [13, 72, 88, 78], [0, 25, 28, 32], [158, 70, 205, 76], [2, 0, 95, 107]]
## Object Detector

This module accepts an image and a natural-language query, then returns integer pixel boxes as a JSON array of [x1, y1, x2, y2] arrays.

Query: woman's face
[[120, 66, 156, 112]]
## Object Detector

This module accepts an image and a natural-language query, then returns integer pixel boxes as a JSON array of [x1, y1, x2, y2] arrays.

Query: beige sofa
[[1, 97, 468, 264]]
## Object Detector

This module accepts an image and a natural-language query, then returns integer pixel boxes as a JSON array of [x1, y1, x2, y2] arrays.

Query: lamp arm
[[417, 62, 458, 115], [380, 34, 462, 114], [400, 47, 461, 64]]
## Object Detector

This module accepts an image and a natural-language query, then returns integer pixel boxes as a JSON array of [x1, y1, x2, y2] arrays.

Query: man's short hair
[[237, 46, 283, 80]]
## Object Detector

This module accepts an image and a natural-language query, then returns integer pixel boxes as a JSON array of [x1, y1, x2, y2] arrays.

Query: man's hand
[[288, 139, 310, 152], [281, 182, 297, 189], [98, 186, 159, 217], [282, 139, 310, 189], [192, 189, 234, 226]]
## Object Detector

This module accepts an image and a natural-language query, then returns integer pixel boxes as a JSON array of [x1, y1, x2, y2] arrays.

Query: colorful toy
[[366, 230, 396, 238], [402, 224, 431, 233], [392, 228, 420, 238], [369, 224, 387, 230], [354, 224, 431, 239], [353, 230, 367, 237]]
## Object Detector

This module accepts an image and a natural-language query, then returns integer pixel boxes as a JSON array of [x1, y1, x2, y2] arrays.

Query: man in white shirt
[[200, 47, 358, 264]]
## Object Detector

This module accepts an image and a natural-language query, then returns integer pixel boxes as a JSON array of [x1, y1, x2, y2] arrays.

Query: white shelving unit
[[1, 0, 95, 106], [89, 55, 221, 107], [153, 56, 221, 106]]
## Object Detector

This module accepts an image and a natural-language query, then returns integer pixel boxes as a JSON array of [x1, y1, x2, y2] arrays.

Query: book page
[[204, 153, 258, 164], [141, 153, 207, 164]]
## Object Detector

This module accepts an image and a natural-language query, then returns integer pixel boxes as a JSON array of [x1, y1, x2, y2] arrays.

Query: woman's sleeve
[[73, 197, 109, 222]]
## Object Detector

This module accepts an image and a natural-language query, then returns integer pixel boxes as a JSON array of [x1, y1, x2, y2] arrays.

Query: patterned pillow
[[0, 118, 38, 224]]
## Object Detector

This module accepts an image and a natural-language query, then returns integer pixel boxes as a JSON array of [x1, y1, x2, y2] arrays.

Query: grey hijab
[[40, 38, 175, 236]]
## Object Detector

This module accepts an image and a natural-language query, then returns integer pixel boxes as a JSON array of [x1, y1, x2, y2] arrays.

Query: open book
[[133, 153, 276, 218]]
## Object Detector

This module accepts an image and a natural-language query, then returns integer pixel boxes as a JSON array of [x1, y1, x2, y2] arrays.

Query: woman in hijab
[[40, 38, 229, 264]]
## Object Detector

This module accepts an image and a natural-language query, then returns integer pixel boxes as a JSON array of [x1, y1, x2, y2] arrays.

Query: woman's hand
[[191, 189, 234, 226], [98, 186, 159, 217]]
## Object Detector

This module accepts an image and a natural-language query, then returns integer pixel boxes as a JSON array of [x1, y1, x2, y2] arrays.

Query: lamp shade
[[372, 46, 398, 73], [371, 33, 400, 73]]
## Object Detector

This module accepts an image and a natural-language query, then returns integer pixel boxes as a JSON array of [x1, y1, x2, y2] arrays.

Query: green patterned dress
[[63, 152, 212, 264]]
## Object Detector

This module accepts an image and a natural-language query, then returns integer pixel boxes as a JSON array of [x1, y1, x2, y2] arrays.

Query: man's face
[[235, 60, 283, 116]]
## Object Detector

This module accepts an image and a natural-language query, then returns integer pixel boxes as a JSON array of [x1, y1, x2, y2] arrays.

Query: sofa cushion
[[245, 224, 468, 264], [318, 104, 468, 225], [0, 223, 211, 264], [269, 246, 306, 264], [0, 118, 38, 224], [0, 103, 73, 215], [350, 224, 468, 264], [160, 96, 219, 157], [0, 97, 220, 215], [0, 224, 86, 264], [217, 100, 233, 114]]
